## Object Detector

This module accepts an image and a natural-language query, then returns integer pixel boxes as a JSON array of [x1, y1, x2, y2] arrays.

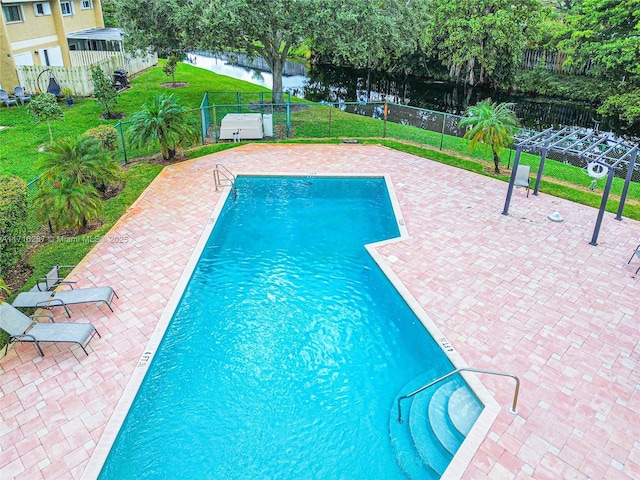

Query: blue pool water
[[99, 177, 457, 479]]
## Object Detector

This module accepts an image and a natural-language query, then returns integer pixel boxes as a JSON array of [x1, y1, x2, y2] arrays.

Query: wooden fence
[[17, 52, 158, 96], [520, 49, 592, 76], [69, 50, 121, 66]]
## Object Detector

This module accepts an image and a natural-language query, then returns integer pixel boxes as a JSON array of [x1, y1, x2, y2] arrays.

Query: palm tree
[[459, 99, 520, 174], [34, 178, 103, 232], [38, 136, 119, 192], [128, 93, 199, 160], [0, 278, 9, 302]]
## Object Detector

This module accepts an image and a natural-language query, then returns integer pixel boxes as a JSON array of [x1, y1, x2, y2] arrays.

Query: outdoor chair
[[0, 89, 17, 107], [12, 286, 119, 318], [13, 86, 31, 105], [31, 264, 77, 292], [514, 165, 532, 197], [0, 303, 100, 357], [627, 244, 640, 274]]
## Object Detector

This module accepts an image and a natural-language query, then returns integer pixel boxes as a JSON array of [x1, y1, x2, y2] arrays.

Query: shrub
[[84, 125, 120, 151], [92, 66, 119, 118], [0, 175, 28, 276], [38, 136, 120, 192], [128, 93, 199, 160], [34, 179, 103, 232], [163, 55, 179, 83], [26, 92, 64, 143]]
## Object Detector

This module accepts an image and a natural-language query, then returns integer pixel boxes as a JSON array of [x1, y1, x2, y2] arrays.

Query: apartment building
[[0, 0, 123, 89]]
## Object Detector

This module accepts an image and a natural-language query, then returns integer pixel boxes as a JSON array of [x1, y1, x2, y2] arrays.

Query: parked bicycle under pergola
[[502, 127, 638, 246]]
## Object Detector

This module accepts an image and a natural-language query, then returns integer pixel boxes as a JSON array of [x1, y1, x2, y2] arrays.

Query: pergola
[[502, 127, 638, 246]]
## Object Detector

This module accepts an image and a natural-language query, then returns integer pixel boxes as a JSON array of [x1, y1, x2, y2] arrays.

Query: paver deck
[[1, 144, 638, 479]]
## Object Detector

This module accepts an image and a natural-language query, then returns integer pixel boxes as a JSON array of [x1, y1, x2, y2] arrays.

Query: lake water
[[187, 53, 637, 138]]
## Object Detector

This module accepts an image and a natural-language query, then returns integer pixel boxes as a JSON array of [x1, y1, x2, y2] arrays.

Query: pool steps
[[390, 373, 483, 479], [448, 387, 483, 436]]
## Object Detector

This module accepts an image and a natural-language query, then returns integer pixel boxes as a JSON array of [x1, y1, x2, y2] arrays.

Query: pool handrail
[[397, 367, 520, 423], [213, 163, 236, 192]]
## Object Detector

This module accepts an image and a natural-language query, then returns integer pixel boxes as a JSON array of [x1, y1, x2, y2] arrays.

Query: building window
[[34, 2, 52, 16], [2, 4, 24, 23], [81, 0, 92, 9], [60, 0, 74, 15]]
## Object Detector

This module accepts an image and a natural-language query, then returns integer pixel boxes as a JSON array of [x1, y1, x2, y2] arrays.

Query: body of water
[[188, 53, 638, 139]]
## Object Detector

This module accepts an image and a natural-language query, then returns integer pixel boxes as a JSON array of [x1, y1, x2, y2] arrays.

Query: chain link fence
[[21, 96, 639, 237]]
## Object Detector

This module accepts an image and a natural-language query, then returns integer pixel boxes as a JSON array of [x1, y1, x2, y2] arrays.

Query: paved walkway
[[1, 144, 638, 479]]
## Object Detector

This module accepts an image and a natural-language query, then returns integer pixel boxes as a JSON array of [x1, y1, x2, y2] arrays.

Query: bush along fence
[[21, 95, 640, 237]]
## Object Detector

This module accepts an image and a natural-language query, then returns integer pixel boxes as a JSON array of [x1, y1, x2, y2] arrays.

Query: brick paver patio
[[1, 144, 638, 479]]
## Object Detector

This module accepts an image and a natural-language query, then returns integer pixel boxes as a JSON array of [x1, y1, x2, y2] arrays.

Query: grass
[[0, 60, 639, 311], [0, 61, 269, 180]]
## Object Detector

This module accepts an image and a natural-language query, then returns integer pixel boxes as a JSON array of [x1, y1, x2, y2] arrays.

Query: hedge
[[0, 175, 28, 277]]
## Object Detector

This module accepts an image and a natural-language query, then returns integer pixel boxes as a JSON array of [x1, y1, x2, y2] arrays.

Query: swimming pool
[[95, 176, 479, 479]]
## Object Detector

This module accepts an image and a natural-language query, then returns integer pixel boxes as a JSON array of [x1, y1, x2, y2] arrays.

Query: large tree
[[309, 0, 427, 73], [202, 0, 316, 104], [114, 1, 420, 105], [559, 0, 640, 124], [113, 0, 208, 57], [422, 0, 543, 87]]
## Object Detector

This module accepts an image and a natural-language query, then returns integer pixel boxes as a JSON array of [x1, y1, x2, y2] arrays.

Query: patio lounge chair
[[0, 89, 17, 107], [514, 165, 531, 197], [0, 303, 100, 356], [30, 264, 77, 292], [13, 86, 31, 105], [627, 244, 640, 274], [12, 286, 118, 318]]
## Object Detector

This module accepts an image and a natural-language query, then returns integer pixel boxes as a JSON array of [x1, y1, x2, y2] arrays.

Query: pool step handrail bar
[[213, 164, 236, 193], [397, 367, 520, 423]]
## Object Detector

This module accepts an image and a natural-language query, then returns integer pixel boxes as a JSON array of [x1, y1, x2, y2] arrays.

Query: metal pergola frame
[[502, 127, 638, 246]]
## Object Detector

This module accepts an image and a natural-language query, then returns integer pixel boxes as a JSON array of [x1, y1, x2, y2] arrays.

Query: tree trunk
[[492, 146, 501, 174], [270, 54, 285, 105], [260, 32, 290, 105]]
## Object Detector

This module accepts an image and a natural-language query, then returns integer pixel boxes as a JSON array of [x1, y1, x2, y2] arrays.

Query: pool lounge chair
[[31, 264, 77, 292], [514, 165, 532, 197], [628, 244, 640, 274], [12, 286, 118, 318], [0, 303, 100, 356]]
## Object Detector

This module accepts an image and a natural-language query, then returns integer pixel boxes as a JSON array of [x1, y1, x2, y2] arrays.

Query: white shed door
[[40, 46, 64, 66], [14, 52, 35, 66]]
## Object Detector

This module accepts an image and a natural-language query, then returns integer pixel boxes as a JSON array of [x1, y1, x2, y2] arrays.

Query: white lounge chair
[[627, 244, 640, 274], [12, 286, 118, 317], [31, 264, 77, 292], [0, 303, 100, 357], [514, 165, 531, 197]]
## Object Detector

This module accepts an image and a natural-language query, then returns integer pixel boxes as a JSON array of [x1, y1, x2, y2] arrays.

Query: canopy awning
[[67, 28, 124, 42]]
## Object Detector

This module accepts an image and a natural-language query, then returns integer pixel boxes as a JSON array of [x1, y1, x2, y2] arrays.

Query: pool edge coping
[[80, 185, 233, 479], [368, 174, 501, 480]]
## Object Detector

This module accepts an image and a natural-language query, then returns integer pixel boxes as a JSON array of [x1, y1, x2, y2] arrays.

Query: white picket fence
[[17, 52, 158, 97], [69, 50, 121, 66]]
